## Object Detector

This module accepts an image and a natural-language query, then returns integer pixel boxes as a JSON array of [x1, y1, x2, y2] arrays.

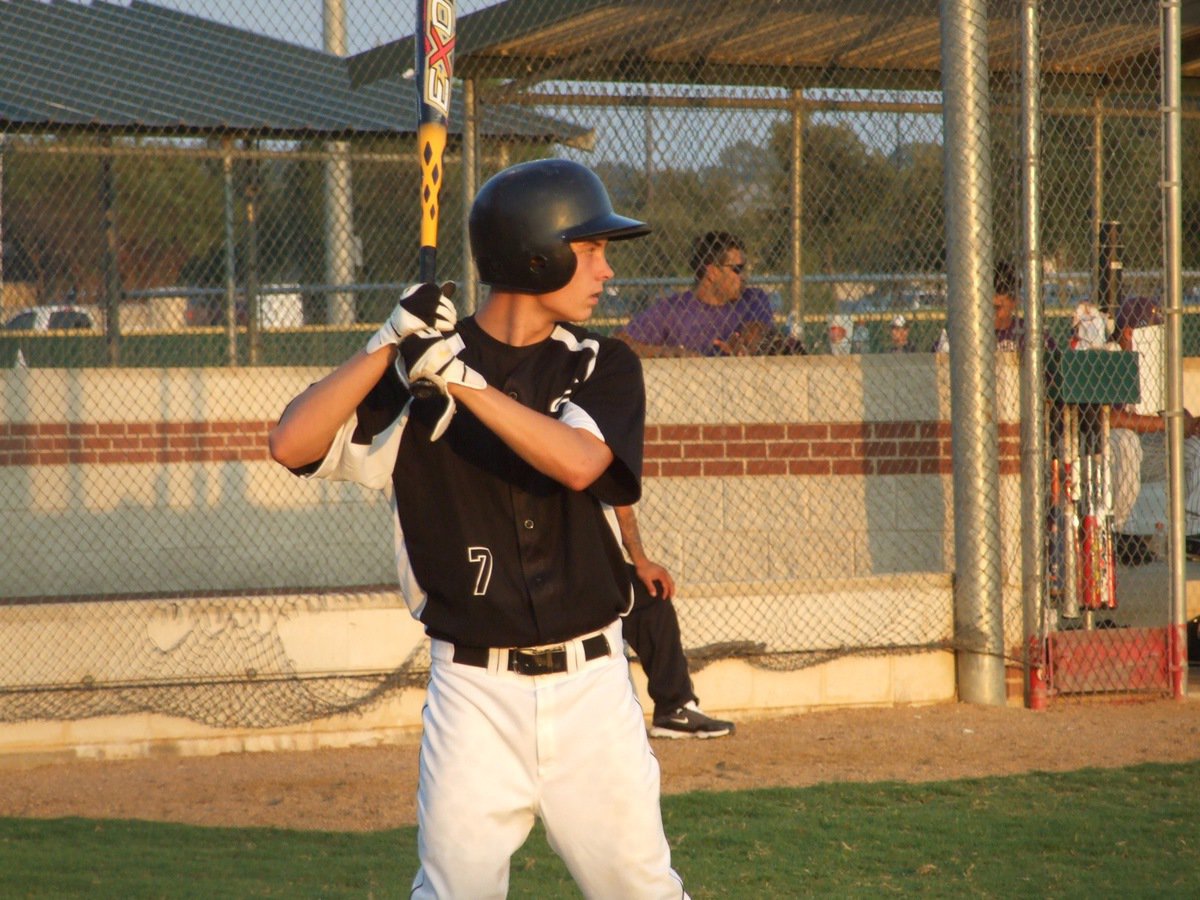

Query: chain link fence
[[2, 0, 1195, 727]]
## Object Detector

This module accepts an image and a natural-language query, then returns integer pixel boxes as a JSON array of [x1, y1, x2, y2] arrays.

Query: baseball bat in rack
[[1061, 404, 1081, 619]]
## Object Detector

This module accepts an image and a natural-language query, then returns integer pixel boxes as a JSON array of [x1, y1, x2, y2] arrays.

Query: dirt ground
[[4, 698, 1200, 832]]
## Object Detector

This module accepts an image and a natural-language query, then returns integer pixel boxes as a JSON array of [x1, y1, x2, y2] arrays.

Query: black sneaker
[[649, 703, 735, 740]]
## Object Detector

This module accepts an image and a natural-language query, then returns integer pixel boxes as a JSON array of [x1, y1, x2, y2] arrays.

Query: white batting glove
[[365, 281, 457, 356], [398, 329, 487, 441]]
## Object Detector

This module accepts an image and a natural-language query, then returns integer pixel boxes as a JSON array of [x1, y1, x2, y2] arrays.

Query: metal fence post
[[1019, 0, 1047, 709], [1162, 0, 1187, 697], [222, 138, 238, 367], [941, 0, 1007, 705], [790, 89, 805, 329], [324, 0, 356, 326], [462, 77, 478, 315], [99, 139, 123, 367]]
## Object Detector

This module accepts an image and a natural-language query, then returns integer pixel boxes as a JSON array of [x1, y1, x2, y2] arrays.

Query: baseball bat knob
[[409, 379, 441, 400]]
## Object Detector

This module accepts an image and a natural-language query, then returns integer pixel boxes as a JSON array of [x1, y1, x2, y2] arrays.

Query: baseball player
[[1107, 296, 1200, 552], [269, 159, 687, 898], [615, 505, 735, 739]]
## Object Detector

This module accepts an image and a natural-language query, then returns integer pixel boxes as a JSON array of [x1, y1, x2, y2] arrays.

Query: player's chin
[[571, 299, 599, 322]]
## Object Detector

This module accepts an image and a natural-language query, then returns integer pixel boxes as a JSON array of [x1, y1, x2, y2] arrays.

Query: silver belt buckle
[[510, 646, 565, 675]]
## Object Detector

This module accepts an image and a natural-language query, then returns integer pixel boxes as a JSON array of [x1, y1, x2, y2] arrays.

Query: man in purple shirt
[[616, 231, 783, 358]]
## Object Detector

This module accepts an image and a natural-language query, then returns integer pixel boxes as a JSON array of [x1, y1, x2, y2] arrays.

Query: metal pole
[[790, 89, 805, 331], [1098, 221, 1122, 318], [99, 141, 122, 367], [0, 137, 5, 317], [644, 81, 654, 206], [1018, 0, 1046, 709], [1091, 95, 1105, 302], [940, 0, 1007, 705], [1161, 0, 1186, 697], [462, 78, 478, 315], [222, 138, 238, 367], [244, 147, 261, 365], [324, 0, 357, 325]]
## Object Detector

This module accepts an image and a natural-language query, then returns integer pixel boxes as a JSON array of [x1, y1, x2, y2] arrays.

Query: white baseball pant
[[1109, 429, 1200, 534], [411, 619, 687, 899]]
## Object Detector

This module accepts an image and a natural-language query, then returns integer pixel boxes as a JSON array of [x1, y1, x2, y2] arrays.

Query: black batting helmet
[[469, 158, 650, 294]]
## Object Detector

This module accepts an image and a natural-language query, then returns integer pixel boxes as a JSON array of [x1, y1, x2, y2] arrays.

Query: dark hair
[[994, 259, 1018, 298], [1116, 296, 1163, 331], [690, 231, 743, 281]]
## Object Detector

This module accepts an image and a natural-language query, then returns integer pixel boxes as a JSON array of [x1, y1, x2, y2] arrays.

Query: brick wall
[[0, 418, 1021, 475], [0, 421, 274, 467]]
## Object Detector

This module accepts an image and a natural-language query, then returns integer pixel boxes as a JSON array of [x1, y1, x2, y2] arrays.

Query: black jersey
[[302, 317, 645, 647]]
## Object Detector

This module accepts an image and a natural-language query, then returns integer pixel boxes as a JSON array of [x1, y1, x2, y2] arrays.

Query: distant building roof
[[0, 0, 592, 145]]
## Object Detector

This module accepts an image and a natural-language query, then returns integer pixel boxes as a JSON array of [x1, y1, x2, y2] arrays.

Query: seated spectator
[[992, 259, 1026, 351], [828, 313, 854, 355], [851, 320, 871, 354], [888, 314, 915, 352], [935, 259, 1057, 353], [616, 231, 798, 357]]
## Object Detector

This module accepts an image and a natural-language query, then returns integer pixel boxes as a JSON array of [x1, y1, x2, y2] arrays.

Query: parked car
[[3, 304, 102, 332]]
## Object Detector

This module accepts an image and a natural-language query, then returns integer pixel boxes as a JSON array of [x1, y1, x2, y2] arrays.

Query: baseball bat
[[411, 0, 456, 400], [1048, 456, 1065, 599], [1100, 404, 1117, 608], [1080, 450, 1100, 610], [1062, 405, 1080, 619]]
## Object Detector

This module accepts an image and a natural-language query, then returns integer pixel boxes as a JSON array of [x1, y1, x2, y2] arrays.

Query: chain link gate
[[1, 0, 1195, 730], [989, 0, 1192, 703]]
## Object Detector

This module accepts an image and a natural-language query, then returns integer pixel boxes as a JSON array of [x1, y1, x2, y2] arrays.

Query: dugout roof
[[350, 0, 1200, 93], [0, 0, 592, 144]]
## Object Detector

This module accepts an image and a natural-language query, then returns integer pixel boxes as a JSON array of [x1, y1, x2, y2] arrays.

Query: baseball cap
[[1115, 296, 1163, 331], [891, 315, 908, 328]]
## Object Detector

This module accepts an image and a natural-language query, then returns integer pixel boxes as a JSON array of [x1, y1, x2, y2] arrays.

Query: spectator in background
[[992, 259, 1027, 351], [851, 320, 871, 354], [828, 313, 854, 355], [615, 231, 800, 357], [934, 259, 1056, 353], [888, 314, 915, 352], [1106, 296, 1200, 560]]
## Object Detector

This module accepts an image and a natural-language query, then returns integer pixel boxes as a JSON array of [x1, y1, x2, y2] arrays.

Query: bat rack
[[1033, 349, 1173, 703], [1047, 350, 1140, 624]]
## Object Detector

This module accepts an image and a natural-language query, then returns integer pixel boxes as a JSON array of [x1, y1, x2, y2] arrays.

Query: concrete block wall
[[637, 354, 1019, 585], [2, 355, 1025, 600], [0, 354, 1031, 760]]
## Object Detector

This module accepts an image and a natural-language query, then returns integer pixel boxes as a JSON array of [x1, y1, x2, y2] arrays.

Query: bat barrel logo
[[419, 0, 456, 122], [416, 0, 456, 267]]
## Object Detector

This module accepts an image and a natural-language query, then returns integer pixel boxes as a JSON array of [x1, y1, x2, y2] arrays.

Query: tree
[[3, 136, 224, 303]]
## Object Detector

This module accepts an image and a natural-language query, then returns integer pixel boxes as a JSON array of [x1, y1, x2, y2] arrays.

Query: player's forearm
[[1109, 408, 1163, 434], [269, 347, 393, 469], [614, 505, 648, 564], [452, 384, 614, 490]]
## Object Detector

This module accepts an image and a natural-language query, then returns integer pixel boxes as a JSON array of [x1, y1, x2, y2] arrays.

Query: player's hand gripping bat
[[410, 0, 457, 400]]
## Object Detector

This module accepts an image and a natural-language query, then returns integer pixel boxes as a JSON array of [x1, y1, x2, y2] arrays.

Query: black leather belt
[[452, 634, 611, 676]]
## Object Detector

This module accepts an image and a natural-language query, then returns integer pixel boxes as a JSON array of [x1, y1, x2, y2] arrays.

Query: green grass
[[3, 762, 1199, 898]]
